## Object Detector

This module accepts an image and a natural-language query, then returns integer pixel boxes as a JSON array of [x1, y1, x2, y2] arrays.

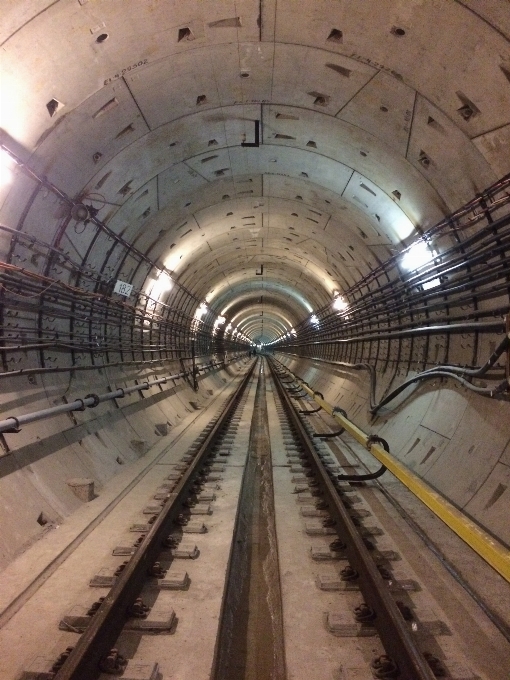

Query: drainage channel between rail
[[212, 359, 286, 680]]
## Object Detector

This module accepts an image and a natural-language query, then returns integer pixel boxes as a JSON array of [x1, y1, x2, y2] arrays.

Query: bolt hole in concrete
[[212, 361, 286, 680]]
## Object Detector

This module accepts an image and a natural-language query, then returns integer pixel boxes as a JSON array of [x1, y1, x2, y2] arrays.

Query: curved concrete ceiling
[[1, 0, 509, 340]]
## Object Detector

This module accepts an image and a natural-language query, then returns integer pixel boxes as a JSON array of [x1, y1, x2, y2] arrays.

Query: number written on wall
[[104, 60, 148, 86], [114, 280, 133, 297]]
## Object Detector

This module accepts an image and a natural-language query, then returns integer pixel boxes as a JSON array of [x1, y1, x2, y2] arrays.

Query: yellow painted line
[[283, 368, 510, 584]]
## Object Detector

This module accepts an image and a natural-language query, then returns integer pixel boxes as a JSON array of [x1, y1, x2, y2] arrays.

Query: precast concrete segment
[[265, 373, 385, 679], [281, 363, 510, 584]]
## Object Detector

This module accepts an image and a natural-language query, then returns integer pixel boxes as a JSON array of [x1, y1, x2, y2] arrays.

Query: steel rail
[[54, 359, 256, 680], [268, 359, 436, 680]]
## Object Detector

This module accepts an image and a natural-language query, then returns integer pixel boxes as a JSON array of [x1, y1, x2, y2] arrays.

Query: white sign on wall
[[113, 280, 133, 297]]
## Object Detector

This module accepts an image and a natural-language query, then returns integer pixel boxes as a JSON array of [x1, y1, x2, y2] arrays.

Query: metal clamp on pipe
[[84, 393, 100, 408], [2, 416, 20, 433], [74, 399, 86, 412]]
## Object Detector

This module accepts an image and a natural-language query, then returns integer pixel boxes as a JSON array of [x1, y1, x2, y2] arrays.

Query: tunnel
[[0, 2, 510, 679]]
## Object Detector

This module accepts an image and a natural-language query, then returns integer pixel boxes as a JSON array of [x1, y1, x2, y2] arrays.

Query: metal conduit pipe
[[0, 373, 183, 434], [0, 358, 181, 379], [346, 177, 510, 294], [278, 329, 510, 414], [310, 280, 508, 329], [292, 298, 500, 347], [0, 224, 107, 283], [0, 341, 215, 354], [0, 309, 198, 339], [370, 371, 509, 414], [338, 263, 510, 323], [0, 272, 203, 330], [296, 254, 510, 337], [286, 329, 509, 388], [358, 220, 510, 303], [292, 293, 509, 345], [418, 334, 510, 377], [0, 318, 218, 357], [298, 304, 510, 346], [0, 354, 248, 434], [285, 321, 506, 349], [334, 255, 509, 332], [295, 209, 510, 331]]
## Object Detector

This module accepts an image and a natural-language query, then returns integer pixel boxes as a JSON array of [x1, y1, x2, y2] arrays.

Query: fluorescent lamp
[[333, 295, 348, 311], [401, 241, 436, 272]]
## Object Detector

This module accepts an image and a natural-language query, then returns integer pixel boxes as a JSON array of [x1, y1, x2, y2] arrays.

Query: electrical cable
[[275, 330, 510, 415]]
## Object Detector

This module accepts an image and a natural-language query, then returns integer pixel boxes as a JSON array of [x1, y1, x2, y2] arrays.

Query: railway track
[[1, 358, 506, 679]]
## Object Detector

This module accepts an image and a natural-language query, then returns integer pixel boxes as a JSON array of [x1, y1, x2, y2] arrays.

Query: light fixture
[[150, 272, 173, 303], [422, 277, 441, 290], [333, 294, 348, 312], [213, 315, 226, 332], [400, 241, 436, 272], [194, 302, 208, 320], [310, 314, 320, 326]]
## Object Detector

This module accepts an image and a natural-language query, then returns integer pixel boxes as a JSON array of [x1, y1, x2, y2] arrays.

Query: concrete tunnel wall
[[275, 353, 510, 547]]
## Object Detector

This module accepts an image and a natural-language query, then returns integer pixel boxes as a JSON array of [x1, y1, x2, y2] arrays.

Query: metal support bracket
[[241, 120, 260, 147]]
